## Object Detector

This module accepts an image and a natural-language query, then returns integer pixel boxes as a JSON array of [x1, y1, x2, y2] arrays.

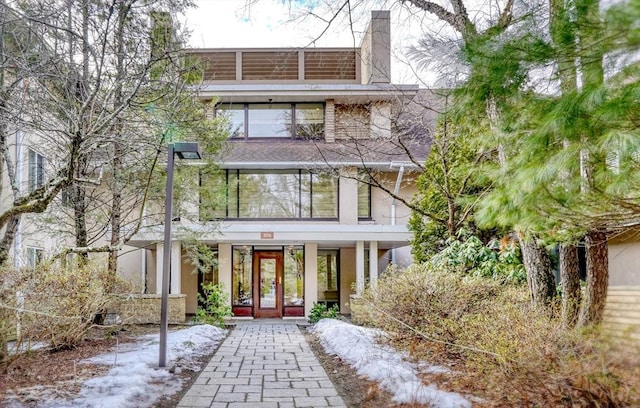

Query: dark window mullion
[[298, 169, 302, 218], [291, 103, 296, 139], [235, 170, 240, 218], [225, 170, 229, 218], [244, 104, 249, 139], [310, 172, 314, 218]]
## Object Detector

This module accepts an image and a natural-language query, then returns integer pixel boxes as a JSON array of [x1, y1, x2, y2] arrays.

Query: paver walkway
[[177, 319, 347, 408]]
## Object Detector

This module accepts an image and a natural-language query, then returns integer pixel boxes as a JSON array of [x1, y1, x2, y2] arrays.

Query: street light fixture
[[159, 141, 202, 368]]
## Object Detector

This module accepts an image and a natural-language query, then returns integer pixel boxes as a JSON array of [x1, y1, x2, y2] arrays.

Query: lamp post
[[159, 142, 202, 368]]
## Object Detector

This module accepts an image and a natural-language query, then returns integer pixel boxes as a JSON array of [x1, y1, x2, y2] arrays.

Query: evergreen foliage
[[409, 112, 493, 262], [429, 230, 527, 285], [308, 302, 339, 324], [195, 282, 232, 328]]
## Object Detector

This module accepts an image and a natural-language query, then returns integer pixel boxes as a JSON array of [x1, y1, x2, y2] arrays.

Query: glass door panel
[[259, 258, 276, 309]]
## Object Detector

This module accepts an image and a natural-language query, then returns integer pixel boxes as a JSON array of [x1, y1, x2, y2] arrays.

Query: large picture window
[[217, 103, 324, 139], [201, 170, 338, 220]]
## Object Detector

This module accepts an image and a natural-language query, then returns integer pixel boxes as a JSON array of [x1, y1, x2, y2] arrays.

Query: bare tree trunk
[[107, 2, 130, 287], [71, 0, 90, 265], [519, 234, 556, 306], [0, 216, 20, 265], [560, 244, 581, 327], [578, 230, 609, 326], [73, 152, 89, 264], [108, 144, 121, 283]]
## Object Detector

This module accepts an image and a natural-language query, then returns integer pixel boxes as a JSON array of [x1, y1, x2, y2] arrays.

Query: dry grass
[[353, 264, 640, 407]]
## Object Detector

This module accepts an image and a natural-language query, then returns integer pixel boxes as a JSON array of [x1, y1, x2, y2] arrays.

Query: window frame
[[200, 169, 339, 221], [216, 102, 325, 140], [26, 246, 44, 268], [28, 149, 45, 192], [357, 172, 372, 220], [316, 249, 340, 308]]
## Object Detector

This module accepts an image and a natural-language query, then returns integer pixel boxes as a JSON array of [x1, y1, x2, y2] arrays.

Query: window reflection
[[216, 103, 324, 139], [217, 104, 245, 138], [248, 104, 291, 137], [284, 247, 304, 306], [295, 104, 324, 139], [232, 247, 252, 306], [201, 170, 338, 220], [317, 250, 339, 307]]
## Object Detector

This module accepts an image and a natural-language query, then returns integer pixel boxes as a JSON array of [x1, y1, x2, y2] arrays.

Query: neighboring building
[[127, 10, 437, 319], [605, 229, 640, 340]]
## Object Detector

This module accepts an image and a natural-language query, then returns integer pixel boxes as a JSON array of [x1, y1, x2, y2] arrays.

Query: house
[[605, 230, 640, 340], [125, 10, 437, 320]]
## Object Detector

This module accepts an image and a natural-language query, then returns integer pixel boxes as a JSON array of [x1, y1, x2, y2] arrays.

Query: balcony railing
[[188, 48, 360, 83]]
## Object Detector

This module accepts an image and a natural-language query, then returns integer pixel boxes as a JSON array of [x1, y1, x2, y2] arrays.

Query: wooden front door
[[253, 251, 284, 318]]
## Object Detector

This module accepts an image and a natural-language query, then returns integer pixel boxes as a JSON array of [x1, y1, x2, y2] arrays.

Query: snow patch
[[310, 319, 471, 408], [30, 324, 226, 408]]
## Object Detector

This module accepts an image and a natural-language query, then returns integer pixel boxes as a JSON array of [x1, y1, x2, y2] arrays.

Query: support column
[[356, 241, 365, 295], [369, 241, 378, 287], [339, 167, 358, 225], [218, 244, 233, 307], [325, 99, 335, 143], [155, 242, 163, 294], [170, 242, 182, 294], [304, 243, 318, 318]]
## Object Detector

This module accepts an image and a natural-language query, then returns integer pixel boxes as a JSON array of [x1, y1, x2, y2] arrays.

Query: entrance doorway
[[253, 251, 284, 318]]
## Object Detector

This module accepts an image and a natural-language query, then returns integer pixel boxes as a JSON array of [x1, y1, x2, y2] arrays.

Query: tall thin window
[[358, 172, 371, 219], [232, 247, 253, 306], [317, 250, 339, 307], [284, 246, 304, 307], [28, 149, 45, 192]]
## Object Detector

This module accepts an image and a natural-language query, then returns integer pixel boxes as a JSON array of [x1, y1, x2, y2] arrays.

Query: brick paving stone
[[177, 320, 346, 407], [294, 396, 330, 407]]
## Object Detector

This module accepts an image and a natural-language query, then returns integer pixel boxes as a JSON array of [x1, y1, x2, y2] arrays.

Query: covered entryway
[[231, 245, 306, 318]]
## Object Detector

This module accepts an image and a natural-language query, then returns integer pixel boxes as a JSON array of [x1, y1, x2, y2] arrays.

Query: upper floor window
[[26, 246, 44, 268], [358, 181, 371, 219], [218, 103, 324, 139], [358, 171, 372, 219], [28, 149, 45, 192], [200, 169, 338, 220]]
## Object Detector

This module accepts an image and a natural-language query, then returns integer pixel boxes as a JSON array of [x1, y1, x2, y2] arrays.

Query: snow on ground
[[310, 319, 471, 408], [14, 325, 226, 408]]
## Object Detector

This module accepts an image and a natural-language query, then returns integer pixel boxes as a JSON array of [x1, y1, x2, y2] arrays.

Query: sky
[[182, 0, 437, 85], [4, 320, 471, 407]]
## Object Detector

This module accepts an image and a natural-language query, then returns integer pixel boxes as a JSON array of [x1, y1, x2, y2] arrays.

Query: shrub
[[429, 230, 526, 284], [195, 282, 232, 328], [1, 261, 114, 353], [308, 302, 339, 324], [353, 264, 639, 406]]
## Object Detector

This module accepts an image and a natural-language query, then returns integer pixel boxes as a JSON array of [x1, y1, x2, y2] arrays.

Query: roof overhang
[[216, 161, 421, 170], [129, 222, 412, 249], [195, 83, 420, 103]]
